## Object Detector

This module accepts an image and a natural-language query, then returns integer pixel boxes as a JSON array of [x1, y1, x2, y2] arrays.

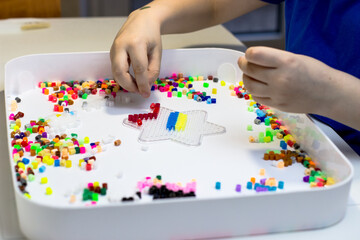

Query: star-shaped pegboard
[[123, 106, 226, 146]]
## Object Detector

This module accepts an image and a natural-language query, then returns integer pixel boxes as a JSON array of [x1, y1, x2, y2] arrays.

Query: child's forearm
[[136, 0, 267, 35], [319, 70, 360, 131]]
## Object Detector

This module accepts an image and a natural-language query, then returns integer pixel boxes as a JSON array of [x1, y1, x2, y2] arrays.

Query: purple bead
[[303, 175, 310, 182], [260, 178, 267, 185], [42, 132, 47, 138], [235, 184, 241, 192]]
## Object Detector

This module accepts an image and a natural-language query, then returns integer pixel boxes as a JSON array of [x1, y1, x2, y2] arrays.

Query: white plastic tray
[[4, 49, 353, 240]]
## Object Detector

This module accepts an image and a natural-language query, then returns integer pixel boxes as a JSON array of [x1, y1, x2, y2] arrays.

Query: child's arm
[[238, 46, 360, 131], [110, 0, 267, 97]]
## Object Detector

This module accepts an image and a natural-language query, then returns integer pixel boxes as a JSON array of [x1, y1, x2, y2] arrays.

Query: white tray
[[4, 49, 353, 240]]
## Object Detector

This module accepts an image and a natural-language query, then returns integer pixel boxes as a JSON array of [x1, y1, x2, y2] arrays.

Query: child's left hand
[[238, 46, 337, 114]]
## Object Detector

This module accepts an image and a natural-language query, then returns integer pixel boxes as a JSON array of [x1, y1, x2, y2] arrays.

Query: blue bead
[[39, 166, 46, 173], [246, 181, 253, 190], [22, 158, 30, 165], [54, 159, 60, 167], [215, 181, 221, 190], [278, 181, 284, 189], [151, 85, 155, 91], [211, 98, 216, 104]]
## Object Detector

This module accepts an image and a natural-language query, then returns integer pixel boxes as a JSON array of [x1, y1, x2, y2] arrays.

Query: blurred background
[[0, 0, 285, 49]]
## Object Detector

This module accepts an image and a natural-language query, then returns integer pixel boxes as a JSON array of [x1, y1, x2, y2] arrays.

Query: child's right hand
[[110, 9, 162, 98]]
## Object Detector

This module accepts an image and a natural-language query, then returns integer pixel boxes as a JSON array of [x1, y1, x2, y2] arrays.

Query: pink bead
[[25, 145, 31, 152], [167, 92, 172, 98], [88, 183, 94, 188], [12, 149, 18, 154], [137, 181, 144, 190], [80, 147, 86, 154], [9, 113, 14, 120]]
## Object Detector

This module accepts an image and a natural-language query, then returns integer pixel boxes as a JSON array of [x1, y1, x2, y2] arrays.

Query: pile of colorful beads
[[82, 182, 108, 202], [137, 176, 196, 199], [151, 73, 217, 104], [39, 79, 126, 112]]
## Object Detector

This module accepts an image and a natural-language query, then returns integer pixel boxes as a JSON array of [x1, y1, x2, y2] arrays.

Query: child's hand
[[238, 46, 337, 114], [110, 10, 162, 98]]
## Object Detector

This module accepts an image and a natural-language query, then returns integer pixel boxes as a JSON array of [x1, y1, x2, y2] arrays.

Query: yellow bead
[[65, 160, 72, 168], [40, 177, 48, 184], [326, 177, 335, 186], [78, 159, 84, 167], [24, 193, 31, 199], [18, 162, 25, 170], [259, 168, 265, 176], [212, 88, 217, 94], [239, 81, 243, 86], [198, 76, 204, 81], [45, 187, 53, 195], [229, 85, 235, 90], [84, 137, 90, 144], [220, 81, 226, 86], [31, 161, 38, 169], [93, 182, 99, 188]]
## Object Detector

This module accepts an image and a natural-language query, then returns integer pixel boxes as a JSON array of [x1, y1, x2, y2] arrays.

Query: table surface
[[1, 17, 359, 240]]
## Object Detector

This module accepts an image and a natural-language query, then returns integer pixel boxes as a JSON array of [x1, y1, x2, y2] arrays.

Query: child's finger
[[147, 45, 162, 85], [128, 45, 151, 98], [111, 48, 139, 93], [252, 96, 273, 106], [245, 46, 290, 68], [242, 74, 270, 97], [238, 56, 275, 84]]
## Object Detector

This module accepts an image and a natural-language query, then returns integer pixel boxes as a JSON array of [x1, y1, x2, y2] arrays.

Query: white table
[[1, 17, 359, 240]]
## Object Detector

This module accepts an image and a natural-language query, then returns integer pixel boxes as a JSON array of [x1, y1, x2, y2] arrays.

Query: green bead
[[100, 188, 107, 196], [310, 170, 316, 176], [156, 175, 162, 180], [64, 95, 69, 100], [177, 92, 182, 98], [82, 93, 88, 99], [309, 176, 315, 183], [259, 132, 265, 138], [202, 92, 206, 96], [248, 106, 254, 112], [247, 125, 253, 131], [75, 147, 80, 154], [274, 150, 281, 154], [13, 144, 21, 150], [264, 136, 271, 143], [92, 193, 99, 201], [60, 86, 66, 91], [71, 133, 78, 139], [259, 137, 264, 143], [26, 128, 33, 133], [179, 83, 184, 88], [303, 160, 309, 168], [28, 174, 35, 182], [189, 76, 194, 81], [203, 82, 209, 88], [264, 118, 270, 126], [78, 139, 84, 145]]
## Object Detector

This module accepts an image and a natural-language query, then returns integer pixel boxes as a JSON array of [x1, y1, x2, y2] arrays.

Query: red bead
[[287, 140, 294, 147], [128, 115, 133, 122], [86, 164, 92, 171], [244, 94, 249, 100], [150, 103, 156, 109], [137, 119, 142, 126], [91, 89, 97, 95]]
